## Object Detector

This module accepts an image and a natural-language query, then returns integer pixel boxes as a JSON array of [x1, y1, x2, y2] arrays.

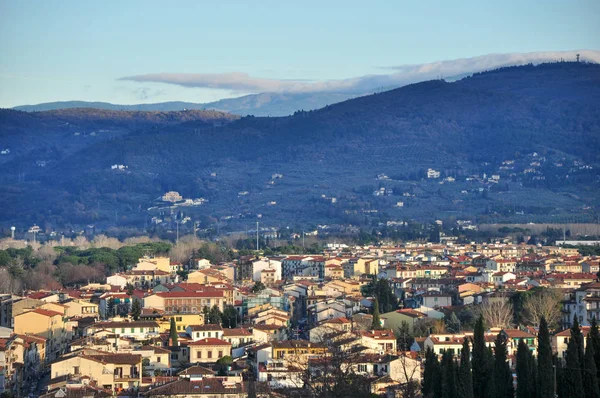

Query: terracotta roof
[[21, 308, 63, 318], [187, 324, 223, 332], [187, 338, 231, 346], [222, 328, 251, 337], [156, 291, 224, 298], [146, 378, 245, 396]]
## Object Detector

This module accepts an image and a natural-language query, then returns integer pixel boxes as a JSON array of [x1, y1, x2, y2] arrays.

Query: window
[[121, 328, 125, 333], [208, 332, 212, 337], [176, 317, 182, 322], [358, 364, 367, 372], [208, 351, 212, 359], [157, 357, 161, 363], [131, 328, 135, 333], [197, 351, 202, 359], [218, 350, 223, 357]]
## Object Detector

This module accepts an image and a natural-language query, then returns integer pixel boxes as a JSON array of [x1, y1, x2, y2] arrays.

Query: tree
[[208, 305, 222, 325], [572, 315, 585, 367], [371, 298, 382, 330], [472, 316, 489, 398], [202, 306, 210, 324], [125, 283, 134, 296], [221, 305, 238, 328], [397, 321, 414, 351], [516, 338, 535, 398], [106, 297, 115, 319], [478, 298, 513, 329], [423, 347, 442, 398], [565, 337, 585, 398], [590, 317, 600, 389], [493, 333, 514, 398], [458, 338, 473, 398], [251, 281, 266, 293], [169, 317, 178, 346], [537, 316, 554, 398], [441, 350, 458, 398], [131, 299, 141, 321], [584, 334, 600, 398], [522, 288, 562, 328], [446, 312, 462, 333]]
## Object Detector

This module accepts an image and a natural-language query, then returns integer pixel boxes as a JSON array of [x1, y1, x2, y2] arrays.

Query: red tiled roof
[[187, 338, 231, 346]]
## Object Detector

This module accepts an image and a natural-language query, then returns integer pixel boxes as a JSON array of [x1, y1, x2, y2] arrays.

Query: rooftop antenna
[[256, 221, 259, 251]]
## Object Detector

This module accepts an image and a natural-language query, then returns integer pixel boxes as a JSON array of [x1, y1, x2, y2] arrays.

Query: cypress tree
[[572, 315, 585, 367], [169, 316, 178, 346], [493, 333, 514, 398], [472, 315, 488, 398], [423, 347, 438, 398], [442, 350, 458, 398], [565, 337, 585, 398], [458, 338, 474, 398], [516, 338, 533, 398], [371, 298, 382, 330], [584, 335, 600, 398], [527, 346, 537, 398], [537, 316, 554, 398], [591, 317, 600, 390]]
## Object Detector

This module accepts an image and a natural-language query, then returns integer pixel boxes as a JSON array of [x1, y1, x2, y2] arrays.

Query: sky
[[0, 0, 599, 107]]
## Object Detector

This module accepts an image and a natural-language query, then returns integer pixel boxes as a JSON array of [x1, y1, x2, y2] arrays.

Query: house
[[381, 309, 426, 333], [144, 291, 227, 313], [14, 308, 67, 361], [50, 350, 142, 391], [252, 324, 288, 343], [500, 329, 536, 356], [145, 375, 246, 397], [186, 324, 224, 341], [85, 320, 159, 340], [554, 326, 591, 359], [187, 338, 232, 364], [492, 272, 516, 287], [359, 329, 397, 354]]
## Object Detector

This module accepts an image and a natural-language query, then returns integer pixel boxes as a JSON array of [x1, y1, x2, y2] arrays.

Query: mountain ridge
[[1, 62, 599, 231]]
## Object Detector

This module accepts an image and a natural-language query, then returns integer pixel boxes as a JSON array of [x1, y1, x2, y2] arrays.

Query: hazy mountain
[[13, 92, 358, 116], [1, 62, 599, 231]]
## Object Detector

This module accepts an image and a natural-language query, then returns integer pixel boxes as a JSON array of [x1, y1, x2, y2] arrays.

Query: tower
[[10, 226, 15, 239], [576, 54, 580, 62]]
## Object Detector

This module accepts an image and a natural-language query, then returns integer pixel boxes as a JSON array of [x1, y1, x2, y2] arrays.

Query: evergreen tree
[[131, 299, 141, 321], [572, 315, 585, 367], [169, 317, 178, 346], [591, 317, 600, 390], [537, 316, 554, 398], [423, 347, 441, 398], [565, 337, 585, 398], [527, 346, 537, 398], [472, 315, 489, 398], [208, 305, 222, 325], [371, 298, 382, 330], [458, 338, 474, 398], [493, 333, 514, 398], [397, 320, 413, 351], [442, 350, 458, 398], [516, 338, 534, 398], [584, 335, 600, 398]]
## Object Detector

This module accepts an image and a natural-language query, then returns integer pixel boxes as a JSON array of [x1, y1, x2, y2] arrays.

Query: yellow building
[[50, 350, 142, 391], [187, 338, 232, 363], [14, 308, 67, 361], [156, 313, 206, 333]]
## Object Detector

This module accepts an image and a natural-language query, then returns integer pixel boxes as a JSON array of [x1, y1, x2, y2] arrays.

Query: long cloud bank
[[120, 50, 600, 94]]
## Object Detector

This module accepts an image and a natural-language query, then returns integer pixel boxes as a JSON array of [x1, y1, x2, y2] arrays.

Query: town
[[0, 234, 599, 398]]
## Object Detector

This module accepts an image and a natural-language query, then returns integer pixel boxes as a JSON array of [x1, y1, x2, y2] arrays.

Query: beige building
[[188, 338, 232, 363], [50, 350, 142, 391], [14, 308, 67, 361]]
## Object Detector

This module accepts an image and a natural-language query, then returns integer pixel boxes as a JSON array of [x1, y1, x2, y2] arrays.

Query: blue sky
[[0, 0, 599, 107]]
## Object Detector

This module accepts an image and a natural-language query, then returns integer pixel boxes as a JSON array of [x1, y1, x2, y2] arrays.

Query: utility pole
[[176, 221, 179, 244]]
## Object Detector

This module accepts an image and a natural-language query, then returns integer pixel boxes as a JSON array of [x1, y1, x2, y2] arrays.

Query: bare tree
[[92, 234, 123, 250], [477, 297, 514, 329], [523, 288, 562, 328]]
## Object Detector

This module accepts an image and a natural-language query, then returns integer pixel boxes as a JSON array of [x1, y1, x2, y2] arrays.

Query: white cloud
[[120, 50, 600, 94]]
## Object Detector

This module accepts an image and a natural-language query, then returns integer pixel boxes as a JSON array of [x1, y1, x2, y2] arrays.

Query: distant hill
[[13, 92, 358, 116], [1, 62, 599, 231]]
